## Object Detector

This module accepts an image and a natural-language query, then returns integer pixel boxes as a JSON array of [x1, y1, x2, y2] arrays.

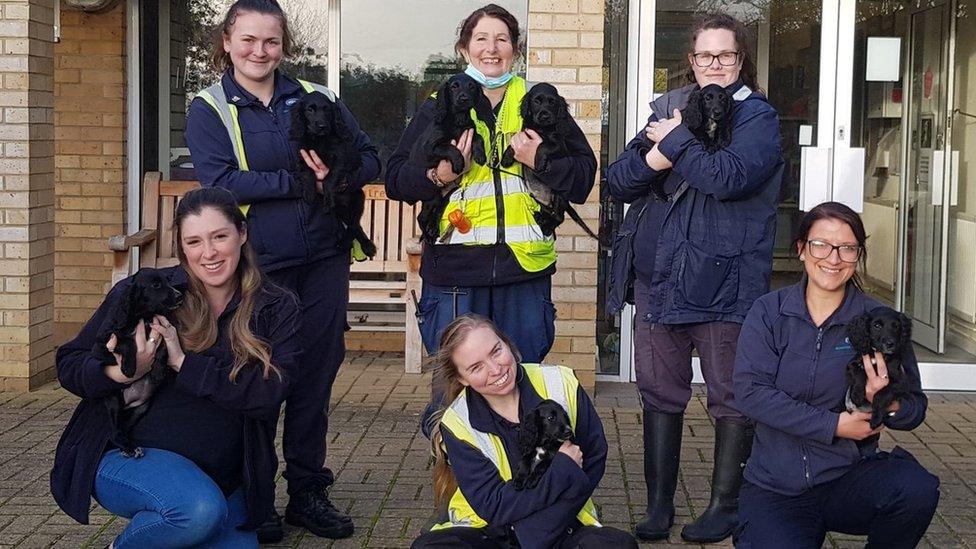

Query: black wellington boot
[[634, 410, 683, 541], [680, 419, 754, 543]]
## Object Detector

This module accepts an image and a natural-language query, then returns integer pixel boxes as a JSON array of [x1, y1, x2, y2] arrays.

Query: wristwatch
[[426, 167, 446, 188]]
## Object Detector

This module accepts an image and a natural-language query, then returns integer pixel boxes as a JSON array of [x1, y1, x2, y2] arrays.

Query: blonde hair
[[428, 314, 522, 508], [173, 187, 280, 383]]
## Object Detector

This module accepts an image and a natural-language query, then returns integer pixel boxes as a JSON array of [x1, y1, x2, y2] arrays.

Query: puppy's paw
[[121, 446, 145, 459]]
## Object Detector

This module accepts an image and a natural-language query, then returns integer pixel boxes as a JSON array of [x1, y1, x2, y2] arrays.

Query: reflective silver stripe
[[448, 176, 527, 203], [443, 223, 545, 245], [732, 85, 753, 101], [539, 365, 570, 417], [450, 395, 502, 471], [198, 84, 246, 169]]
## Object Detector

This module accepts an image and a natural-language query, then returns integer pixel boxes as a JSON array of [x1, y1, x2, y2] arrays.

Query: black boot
[[285, 480, 355, 539], [680, 419, 754, 543], [634, 410, 683, 541], [256, 509, 284, 544]]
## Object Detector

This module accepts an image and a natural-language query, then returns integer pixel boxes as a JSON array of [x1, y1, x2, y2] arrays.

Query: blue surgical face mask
[[465, 63, 514, 89]]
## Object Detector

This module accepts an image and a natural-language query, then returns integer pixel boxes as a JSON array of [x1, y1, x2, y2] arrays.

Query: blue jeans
[[94, 448, 257, 548]]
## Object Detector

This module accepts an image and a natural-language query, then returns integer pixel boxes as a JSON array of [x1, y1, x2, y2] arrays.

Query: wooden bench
[[109, 172, 424, 373]]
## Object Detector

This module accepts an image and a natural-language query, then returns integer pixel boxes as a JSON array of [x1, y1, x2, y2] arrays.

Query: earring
[[799, 254, 805, 261]]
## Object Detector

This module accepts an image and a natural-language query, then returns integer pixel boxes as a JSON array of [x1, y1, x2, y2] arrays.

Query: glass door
[[902, 2, 952, 351]]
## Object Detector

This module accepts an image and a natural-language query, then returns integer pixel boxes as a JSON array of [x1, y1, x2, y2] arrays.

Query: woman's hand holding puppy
[[151, 315, 185, 372], [434, 128, 474, 184], [836, 410, 883, 441], [102, 320, 156, 383], [510, 129, 543, 170], [558, 440, 583, 468]]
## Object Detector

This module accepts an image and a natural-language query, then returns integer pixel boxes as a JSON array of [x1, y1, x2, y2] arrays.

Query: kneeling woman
[[51, 187, 300, 548], [412, 314, 637, 549], [733, 202, 940, 548]]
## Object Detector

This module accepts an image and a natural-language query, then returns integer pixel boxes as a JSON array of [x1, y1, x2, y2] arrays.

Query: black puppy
[[840, 307, 913, 436], [514, 399, 574, 490], [411, 74, 489, 244], [682, 83, 734, 153], [639, 83, 734, 200], [93, 268, 183, 457], [501, 83, 597, 239], [291, 91, 376, 258]]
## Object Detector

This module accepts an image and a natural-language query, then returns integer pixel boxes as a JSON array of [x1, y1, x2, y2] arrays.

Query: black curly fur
[[93, 268, 182, 457], [290, 91, 375, 258], [410, 74, 489, 244], [513, 399, 574, 490], [837, 307, 913, 442]]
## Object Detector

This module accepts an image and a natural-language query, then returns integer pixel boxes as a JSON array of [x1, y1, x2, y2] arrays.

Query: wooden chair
[[109, 172, 424, 373]]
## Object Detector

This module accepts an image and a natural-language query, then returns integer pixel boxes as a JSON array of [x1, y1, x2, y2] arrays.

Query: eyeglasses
[[805, 240, 862, 263], [691, 51, 741, 67]]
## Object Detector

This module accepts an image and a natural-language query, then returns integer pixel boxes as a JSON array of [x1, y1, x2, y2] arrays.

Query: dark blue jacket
[[441, 364, 608, 549], [50, 267, 301, 529], [606, 82, 784, 323], [733, 280, 927, 496], [186, 70, 381, 273]]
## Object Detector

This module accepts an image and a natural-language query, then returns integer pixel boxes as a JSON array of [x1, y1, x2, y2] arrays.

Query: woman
[[733, 202, 940, 547], [411, 314, 637, 549], [185, 0, 380, 540], [605, 12, 783, 542], [50, 187, 300, 548], [385, 4, 596, 436]]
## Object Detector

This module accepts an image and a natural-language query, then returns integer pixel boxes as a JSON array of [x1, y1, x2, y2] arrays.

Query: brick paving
[[1, 351, 975, 548]]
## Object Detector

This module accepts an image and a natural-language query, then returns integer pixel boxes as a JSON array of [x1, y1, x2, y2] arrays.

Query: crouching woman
[[50, 187, 300, 548], [732, 202, 940, 548], [412, 314, 637, 549]]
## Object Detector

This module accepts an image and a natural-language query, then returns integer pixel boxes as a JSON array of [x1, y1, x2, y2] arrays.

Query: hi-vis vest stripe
[[432, 363, 601, 531], [195, 79, 335, 217], [437, 76, 556, 274]]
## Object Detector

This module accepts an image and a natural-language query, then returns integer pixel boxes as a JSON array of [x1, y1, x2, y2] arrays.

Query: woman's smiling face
[[452, 325, 518, 397]]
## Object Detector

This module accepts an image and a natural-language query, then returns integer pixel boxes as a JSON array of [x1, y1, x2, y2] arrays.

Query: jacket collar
[[465, 363, 544, 434], [781, 276, 867, 328], [220, 68, 303, 108]]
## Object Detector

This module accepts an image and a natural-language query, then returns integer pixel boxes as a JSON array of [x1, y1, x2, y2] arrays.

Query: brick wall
[[0, 0, 56, 391], [52, 4, 126, 345], [527, 0, 603, 390]]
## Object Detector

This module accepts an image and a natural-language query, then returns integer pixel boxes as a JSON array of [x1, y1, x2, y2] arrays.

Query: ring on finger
[[148, 336, 157, 345]]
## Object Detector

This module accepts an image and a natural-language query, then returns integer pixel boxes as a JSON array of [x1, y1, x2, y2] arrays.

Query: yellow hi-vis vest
[[437, 76, 557, 274], [432, 363, 601, 531], [195, 80, 367, 261]]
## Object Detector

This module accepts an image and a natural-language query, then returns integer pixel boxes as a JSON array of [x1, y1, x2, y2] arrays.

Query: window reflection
[[340, 0, 529, 178]]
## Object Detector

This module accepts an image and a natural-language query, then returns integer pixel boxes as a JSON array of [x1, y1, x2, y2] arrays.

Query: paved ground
[[1, 351, 975, 548]]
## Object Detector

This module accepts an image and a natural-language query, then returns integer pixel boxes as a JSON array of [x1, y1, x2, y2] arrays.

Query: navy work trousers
[[735, 447, 940, 548], [634, 278, 745, 421], [417, 276, 556, 437], [267, 254, 349, 496]]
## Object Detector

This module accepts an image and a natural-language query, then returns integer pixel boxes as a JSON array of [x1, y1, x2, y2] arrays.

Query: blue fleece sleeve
[[606, 112, 668, 203], [884, 344, 928, 430], [335, 97, 381, 191], [185, 98, 303, 203], [658, 102, 782, 201], [733, 300, 840, 445], [384, 99, 443, 204], [441, 424, 590, 526], [55, 282, 129, 399], [530, 113, 597, 204], [175, 292, 299, 421]]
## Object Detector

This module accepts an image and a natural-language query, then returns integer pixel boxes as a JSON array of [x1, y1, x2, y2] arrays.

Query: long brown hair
[[685, 12, 760, 93], [174, 187, 280, 382], [210, 0, 294, 73], [455, 4, 523, 59], [793, 201, 869, 290], [429, 314, 522, 508]]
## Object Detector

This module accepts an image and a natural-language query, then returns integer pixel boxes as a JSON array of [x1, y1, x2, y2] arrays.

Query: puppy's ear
[[847, 313, 873, 355], [290, 99, 307, 141], [520, 92, 533, 125], [330, 100, 351, 139], [682, 90, 703, 132], [433, 81, 450, 124], [518, 409, 541, 448]]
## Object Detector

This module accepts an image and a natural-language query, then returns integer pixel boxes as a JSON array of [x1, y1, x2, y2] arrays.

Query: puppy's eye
[[152, 281, 161, 289]]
